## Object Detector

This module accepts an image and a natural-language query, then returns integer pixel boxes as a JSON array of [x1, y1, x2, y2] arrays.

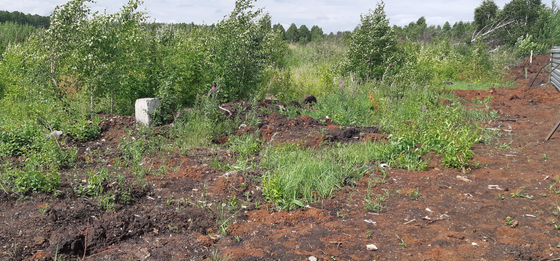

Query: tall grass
[[0, 22, 37, 58], [261, 143, 365, 210]]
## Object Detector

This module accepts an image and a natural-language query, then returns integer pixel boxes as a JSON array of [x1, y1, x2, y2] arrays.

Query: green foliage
[[496, 0, 546, 46], [310, 25, 324, 42], [0, 22, 37, 59], [298, 24, 311, 44], [73, 168, 135, 210], [301, 87, 375, 127], [9, 169, 60, 194], [211, 0, 286, 101], [261, 143, 363, 210], [285, 23, 299, 43], [339, 1, 398, 80], [0, 123, 42, 157], [227, 133, 262, 159], [0, 10, 50, 28], [516, 34, 547, 56], [474, 0, 499, 30], [272, 23, 285, 39]]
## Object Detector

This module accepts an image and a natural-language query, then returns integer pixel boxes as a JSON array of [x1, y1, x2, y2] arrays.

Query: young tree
[[340, 0, 397, 80], [497, 0, 545, 45], [272, 23, 286, 39], [442, 21, 451, 37], [474, 0, 499, 30], [211, 0, 285, 100], [310, 25, 324, 42], [298, 24, 310, 44], [285, 23, 299, 43]]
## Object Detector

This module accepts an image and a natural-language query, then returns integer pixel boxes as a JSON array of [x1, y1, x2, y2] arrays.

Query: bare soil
[[3, 54, 560, 261]]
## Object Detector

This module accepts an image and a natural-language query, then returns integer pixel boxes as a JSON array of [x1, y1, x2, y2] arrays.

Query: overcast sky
[[0, 0, 550, 33]]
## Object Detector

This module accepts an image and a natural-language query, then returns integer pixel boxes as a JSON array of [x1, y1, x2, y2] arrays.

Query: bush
[[338, 1, 398, 80]]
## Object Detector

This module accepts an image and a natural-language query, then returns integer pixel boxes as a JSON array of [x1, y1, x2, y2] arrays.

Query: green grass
[[261, 143, 366, 210], [443, 81, 516, 91]]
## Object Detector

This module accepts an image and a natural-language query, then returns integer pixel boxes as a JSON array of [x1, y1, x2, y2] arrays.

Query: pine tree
[[285, 23, 298, 43], [298, 24, 310, 44], [310, 25, 324, 42], [474, 0, 498, 30]]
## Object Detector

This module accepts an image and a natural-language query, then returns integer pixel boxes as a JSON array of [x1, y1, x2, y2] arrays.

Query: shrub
[[338, 1, 398, 80]]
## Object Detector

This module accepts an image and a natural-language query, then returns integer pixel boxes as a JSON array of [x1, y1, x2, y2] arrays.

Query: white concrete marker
[[135, 98, 161, 126]]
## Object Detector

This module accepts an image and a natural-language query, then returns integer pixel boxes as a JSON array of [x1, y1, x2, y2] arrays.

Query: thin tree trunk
[[90, 88, 94, 120], [111, 91, 113, 115]]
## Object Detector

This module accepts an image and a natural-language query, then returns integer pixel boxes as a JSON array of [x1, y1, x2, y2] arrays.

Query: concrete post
[[135, 98, 161, 126]]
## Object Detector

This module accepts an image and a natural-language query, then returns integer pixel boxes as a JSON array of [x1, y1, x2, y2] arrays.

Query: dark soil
[[3, 54, 560, 261]]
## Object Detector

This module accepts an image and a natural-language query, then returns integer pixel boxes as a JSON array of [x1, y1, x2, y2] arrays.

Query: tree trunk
[[90, 89, 94, 120], [111, 91, 114, 115]]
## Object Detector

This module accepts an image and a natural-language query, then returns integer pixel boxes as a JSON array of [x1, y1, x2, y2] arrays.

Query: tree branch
[[471, 18, 515, 43]]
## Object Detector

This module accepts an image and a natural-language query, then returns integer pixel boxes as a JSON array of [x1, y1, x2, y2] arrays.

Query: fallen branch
[[471, 19, 515, 43], [0, 182, 8, 195], [82, 218, 89, 260], [423, 214, 450, 224], [403, 219, 416, 225], [218, 106, 232, 117]]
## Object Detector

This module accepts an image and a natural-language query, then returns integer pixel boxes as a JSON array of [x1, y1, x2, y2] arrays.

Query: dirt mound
[[217, 100, 383, 147], [258, 113, 381, 147]]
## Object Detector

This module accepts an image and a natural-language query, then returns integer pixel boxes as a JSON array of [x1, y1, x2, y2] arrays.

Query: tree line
[[0, 10, 50, 28], [391, 0, 558, 54]]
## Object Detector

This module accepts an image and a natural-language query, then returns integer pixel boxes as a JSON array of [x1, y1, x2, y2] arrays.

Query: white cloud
[[0, 0, 541, 33]]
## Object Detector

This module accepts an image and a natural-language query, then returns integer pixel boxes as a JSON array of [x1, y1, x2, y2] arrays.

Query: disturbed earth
[[3, 54, 560, 260]]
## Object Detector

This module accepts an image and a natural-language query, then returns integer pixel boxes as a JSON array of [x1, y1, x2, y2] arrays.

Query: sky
[[0, 0, 548, 33]]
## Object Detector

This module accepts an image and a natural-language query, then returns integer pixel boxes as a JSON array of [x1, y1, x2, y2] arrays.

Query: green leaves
[[340, 1, 398, 80], [211, 0, 287, 102]]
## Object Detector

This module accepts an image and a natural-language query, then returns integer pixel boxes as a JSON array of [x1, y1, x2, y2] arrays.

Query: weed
[[510, 187, 533, 199], [336, 211, 347, 220], [396, 234, 406, 247], [505, 216, 517, 228], [227, 133, 262, 159], [364, 198, 384, 213], [168, 224, 178, 231], [209, 245, 232, 261], [496, 193, 505, 200], [408, 188, 421, 200], [550, 180, 560, 194], [366, 230, 371, 239], [226, 195, 239, 211]]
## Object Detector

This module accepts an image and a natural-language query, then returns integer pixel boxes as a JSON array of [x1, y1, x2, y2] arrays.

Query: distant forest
[[0, 10, 50, 28]]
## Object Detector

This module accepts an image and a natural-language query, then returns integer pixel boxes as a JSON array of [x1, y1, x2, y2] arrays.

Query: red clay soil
[[4, 54, 560, 260]]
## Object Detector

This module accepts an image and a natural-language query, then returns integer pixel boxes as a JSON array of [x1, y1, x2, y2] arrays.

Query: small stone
[[308, 256, 318, 261], [33, 236, 46, 246], [367, 244, 378, 251], [512, 160, 517, 163], [46, 130, 63, 139], [265, 93, 279, 102]]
